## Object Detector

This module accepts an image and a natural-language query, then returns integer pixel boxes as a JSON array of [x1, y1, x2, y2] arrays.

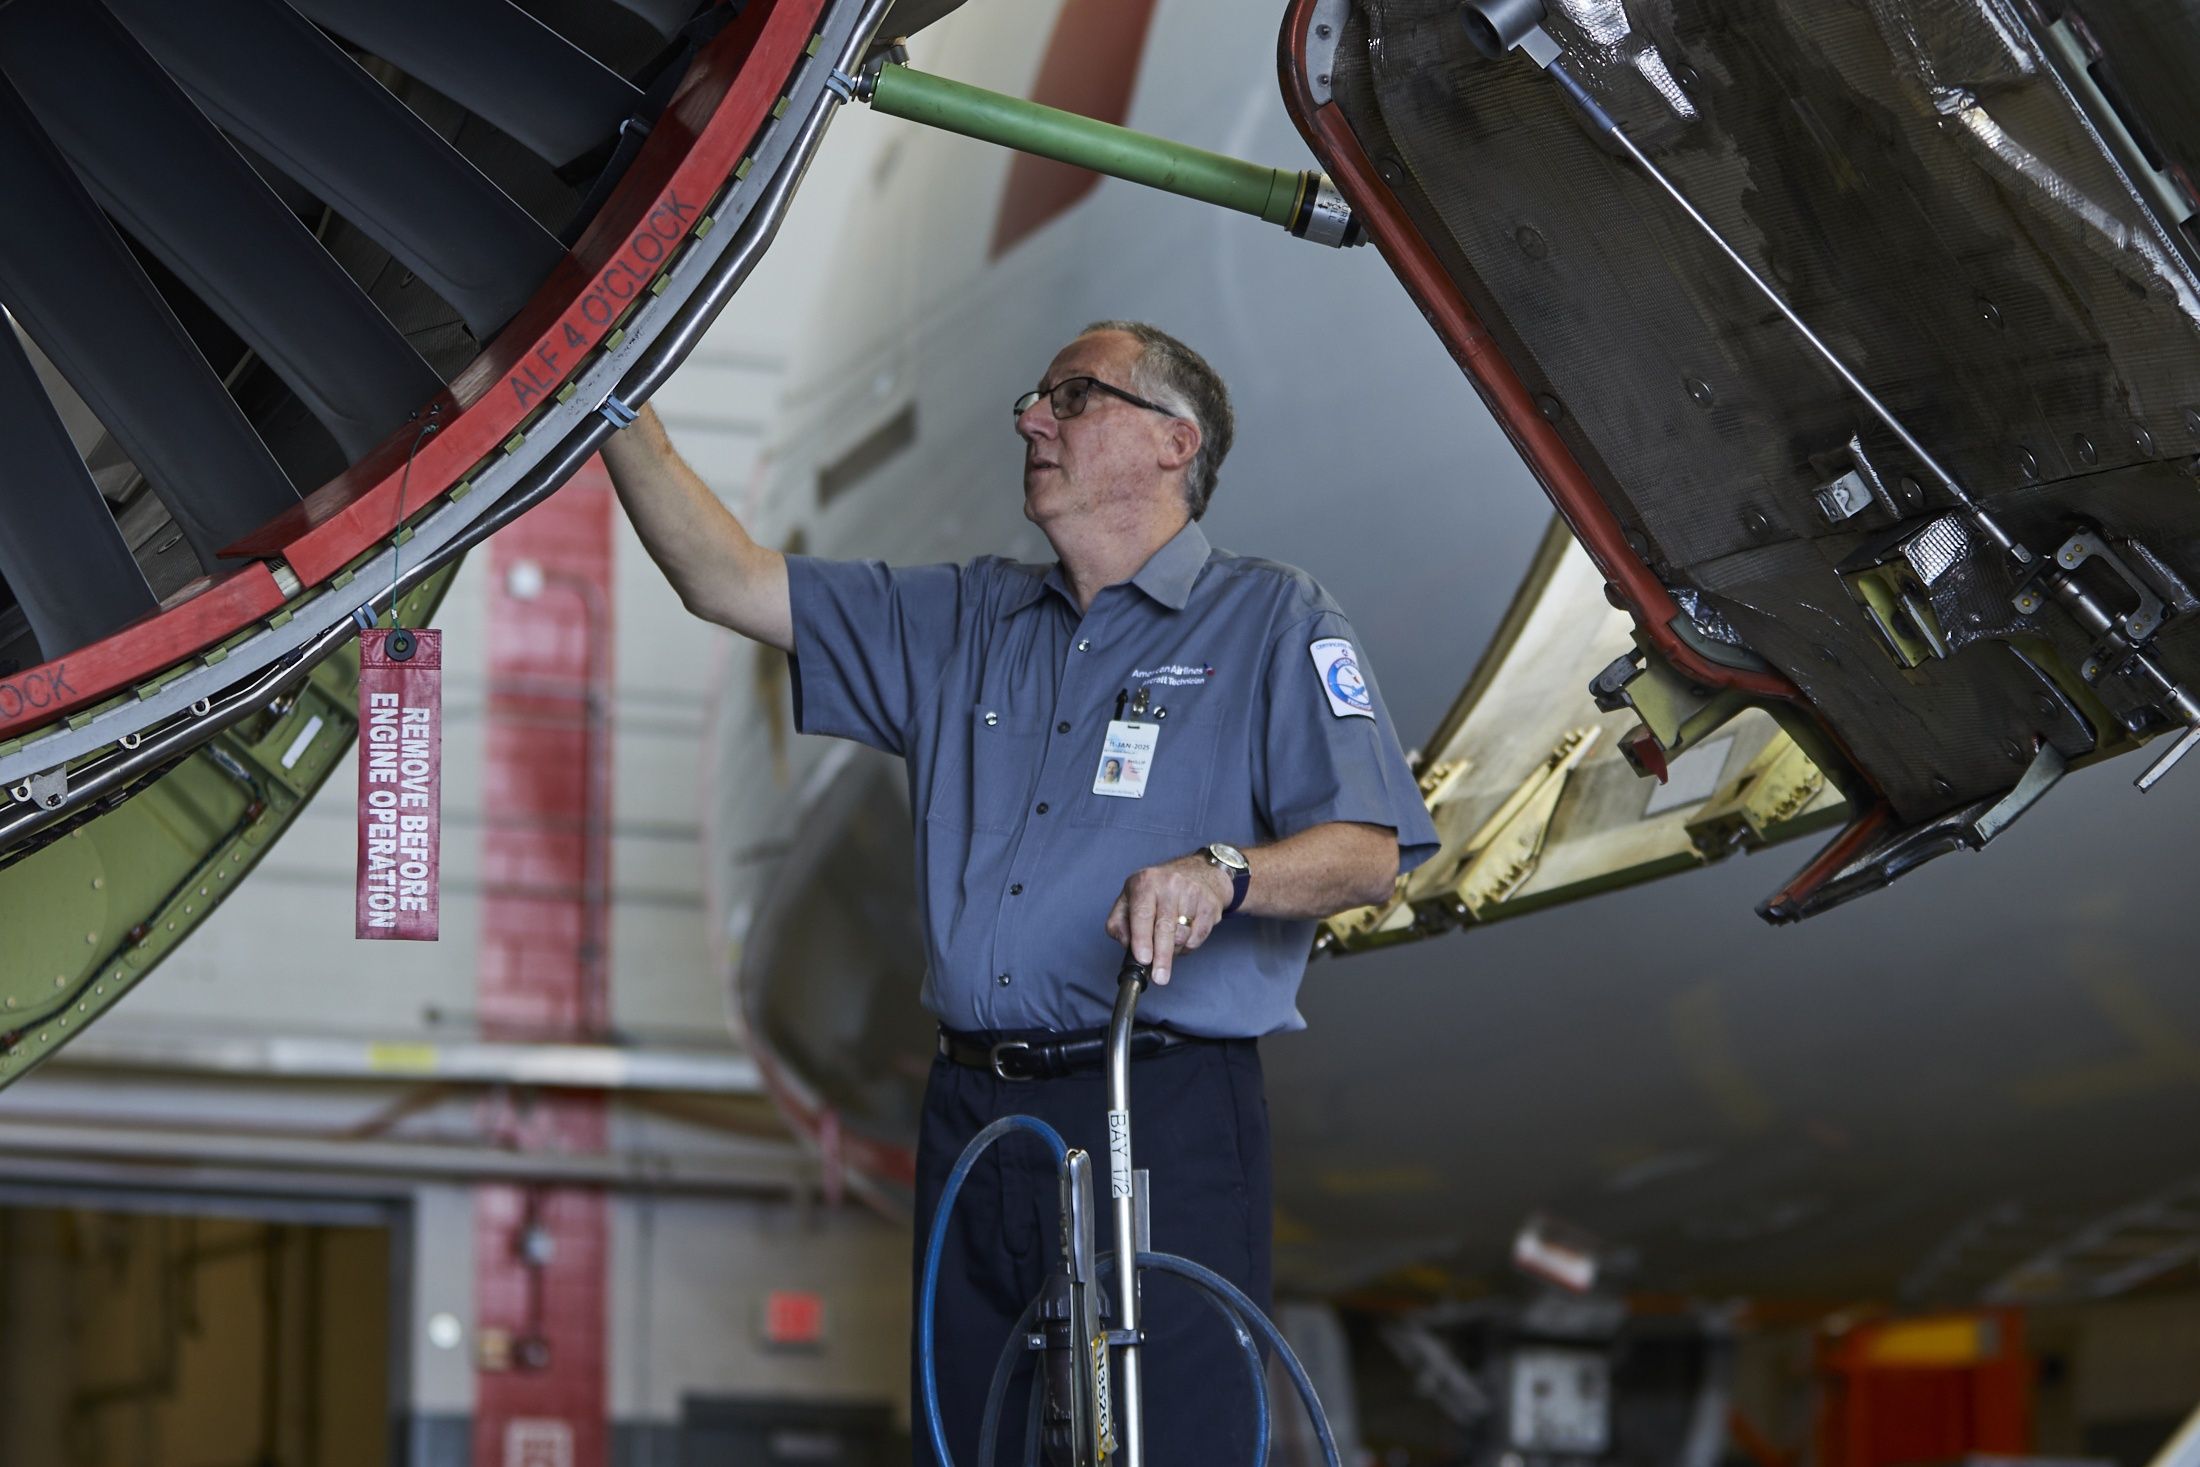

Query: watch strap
[[1206, 845, 1251, 915]]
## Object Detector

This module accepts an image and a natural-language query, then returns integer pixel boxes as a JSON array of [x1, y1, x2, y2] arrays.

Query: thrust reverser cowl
[[1282, 0, 2200, 922]]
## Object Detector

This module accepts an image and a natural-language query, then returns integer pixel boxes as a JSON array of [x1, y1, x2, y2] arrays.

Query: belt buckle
[[989, 1040, 1036, 1081]]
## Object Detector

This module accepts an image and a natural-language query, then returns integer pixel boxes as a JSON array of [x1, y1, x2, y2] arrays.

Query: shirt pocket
[[926, 703, 1047, 834], [1067, 702, 1223, 838]]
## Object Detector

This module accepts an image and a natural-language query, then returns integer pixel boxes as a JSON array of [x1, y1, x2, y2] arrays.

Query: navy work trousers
[[910, 1032, 1273, 1467]]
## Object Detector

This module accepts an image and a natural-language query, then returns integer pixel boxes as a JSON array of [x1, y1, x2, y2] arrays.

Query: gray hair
[[1082, 320, 1235, 519]]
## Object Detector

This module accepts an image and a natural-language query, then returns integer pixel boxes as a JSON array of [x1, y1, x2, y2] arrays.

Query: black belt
[[938, 1025, 1196, 1081]]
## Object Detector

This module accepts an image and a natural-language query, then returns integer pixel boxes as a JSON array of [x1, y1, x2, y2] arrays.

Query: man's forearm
[[1235, 821, 1399, 919], [600, 404, 793, 650], [1106, 820, 1399, 980]]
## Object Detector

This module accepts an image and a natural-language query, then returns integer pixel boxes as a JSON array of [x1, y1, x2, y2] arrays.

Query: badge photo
[[1308, 637, 1375, 719], [1093, 719, 1160, 797]]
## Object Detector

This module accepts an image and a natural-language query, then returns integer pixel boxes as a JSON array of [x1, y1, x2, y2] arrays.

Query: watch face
[[1210, 842, 1247, 871]]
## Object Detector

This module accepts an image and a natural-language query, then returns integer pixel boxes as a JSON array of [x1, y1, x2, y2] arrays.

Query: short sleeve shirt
[[785, 519, 1439, 1037]]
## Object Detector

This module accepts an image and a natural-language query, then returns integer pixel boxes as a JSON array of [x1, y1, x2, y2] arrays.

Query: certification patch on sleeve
[[1308, 637, 1375, 719]]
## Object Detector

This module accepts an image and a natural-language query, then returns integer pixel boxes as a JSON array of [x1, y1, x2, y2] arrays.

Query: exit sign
[[762, 1289, 828, 1347]]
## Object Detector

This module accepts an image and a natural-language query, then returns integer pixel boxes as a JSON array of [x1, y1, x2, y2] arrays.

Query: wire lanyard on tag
[[351, 405, 442, 659]]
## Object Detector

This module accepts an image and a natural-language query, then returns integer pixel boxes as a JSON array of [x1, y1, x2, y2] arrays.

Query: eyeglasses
[[1012, 376, 1179, 422]]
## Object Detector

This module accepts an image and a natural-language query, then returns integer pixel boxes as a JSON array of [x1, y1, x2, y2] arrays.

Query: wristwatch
[[1203, 842, 1251, 915]]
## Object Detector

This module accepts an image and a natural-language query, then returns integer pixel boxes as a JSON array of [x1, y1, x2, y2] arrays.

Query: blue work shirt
[[786, 519, 1439, 1037]]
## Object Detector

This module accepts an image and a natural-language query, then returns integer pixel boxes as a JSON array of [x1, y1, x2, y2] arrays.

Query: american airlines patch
[[1309, 637, 1374, 719]]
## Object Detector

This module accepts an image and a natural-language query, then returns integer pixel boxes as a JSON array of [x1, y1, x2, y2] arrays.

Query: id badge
[[1092, 719, 1160, 797]]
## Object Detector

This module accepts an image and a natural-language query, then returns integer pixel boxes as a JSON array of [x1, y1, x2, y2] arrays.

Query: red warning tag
[[357, 628, 442, 941]]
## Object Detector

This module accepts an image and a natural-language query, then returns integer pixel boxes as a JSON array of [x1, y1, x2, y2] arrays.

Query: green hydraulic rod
[[857, 62, 1362, 248]]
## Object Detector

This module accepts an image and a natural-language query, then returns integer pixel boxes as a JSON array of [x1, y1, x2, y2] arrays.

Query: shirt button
[[1057, 721, 1071, 734], [1010, 883, 1024, 895], [1035, 802, 1049, 814], [996, 973, 1012, 987], [984, 711, 999, 726], [1076, 639, 1091, 652]]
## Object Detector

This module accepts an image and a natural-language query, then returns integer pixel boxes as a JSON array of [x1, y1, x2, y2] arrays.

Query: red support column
[[475, 460, 617, 1467]]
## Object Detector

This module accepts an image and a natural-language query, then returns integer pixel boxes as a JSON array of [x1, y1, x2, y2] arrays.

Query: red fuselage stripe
[[989, 0, 1160, 258]]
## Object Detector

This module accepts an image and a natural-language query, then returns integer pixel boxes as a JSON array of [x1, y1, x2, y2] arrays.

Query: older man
[[603, 321, 1436, 1463]]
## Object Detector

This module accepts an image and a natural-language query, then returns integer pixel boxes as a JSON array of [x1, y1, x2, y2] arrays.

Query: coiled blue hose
[[920, 1115, 1339, 1467], [1135, 1251, 1341, 1467], [1106, 1255, 1274, 1467], [920, 1114, 1069, 1467], [976, 1294, 1039, 1467], [1187, 1269, 1274, 1467], [973, 1259, 1273, 1467]]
